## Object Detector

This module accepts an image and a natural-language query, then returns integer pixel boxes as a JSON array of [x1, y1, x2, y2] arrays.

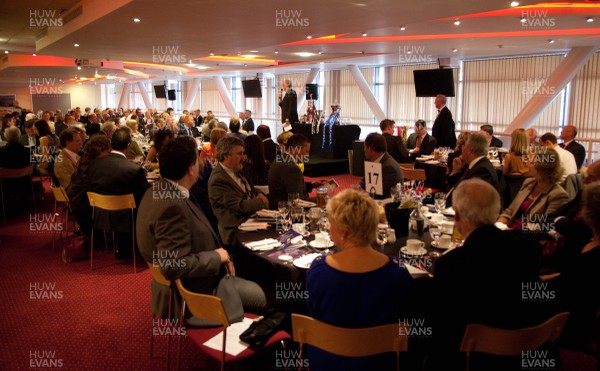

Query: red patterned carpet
[[0, 174, 595, 371]]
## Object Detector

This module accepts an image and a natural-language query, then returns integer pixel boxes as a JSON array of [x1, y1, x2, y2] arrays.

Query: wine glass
[[434, 192, 447, 214], [318, 214, 330, 245], [429, 225, 442, 257], [376, 227, 388, 250], [278, 201, 290, 233], [288, 192, 300, 207]]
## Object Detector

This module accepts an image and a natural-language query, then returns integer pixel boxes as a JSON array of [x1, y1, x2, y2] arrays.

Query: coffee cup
[[441, 221, 454, 234], [387, 228, 396, 244], [406, 239, 425, 254], [438, 235, 452, 248], [315, 232, 329, 245]]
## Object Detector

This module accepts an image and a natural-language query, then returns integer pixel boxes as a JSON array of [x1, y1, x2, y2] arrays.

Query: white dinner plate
[[431, 240, 452, 250], [278, 254, 294, 261], [441, 208, 455, 216], [293, 253, 321, 269], [309, 240, 334, 249], [400, 246, 428, 256]]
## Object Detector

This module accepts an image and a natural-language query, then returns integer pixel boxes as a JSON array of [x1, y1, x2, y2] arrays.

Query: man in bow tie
[[432, 94, 457, 149]]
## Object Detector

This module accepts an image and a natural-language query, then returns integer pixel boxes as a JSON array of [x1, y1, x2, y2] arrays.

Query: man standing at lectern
[[278, 79, 299, 126], [432, 94, 457, 149]]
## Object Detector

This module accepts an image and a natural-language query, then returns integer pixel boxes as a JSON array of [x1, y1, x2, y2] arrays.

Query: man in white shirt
[[540, 132, 577, 182], [54, 128, 83, 188]]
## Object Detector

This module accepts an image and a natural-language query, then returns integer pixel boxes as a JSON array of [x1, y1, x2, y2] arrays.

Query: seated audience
[[0, 126, 31, 169], [406, 119, 436, 159], [498, 148, 568, 229], [34, 119, 58, 174], [179, 114, 200, 137], [208, 137, 269, 245], [447, 133, 500, 204], [559, 125, 586, 170], [527, 127, 538, 146], [137, 137, 266, 319], [122, 124, 145, 161], [227, 117, 246, 140], [431, 179, 542, 371], [380, 119, 410, 163], [358, 133, 404, 199], [480, 124, 503, 148], [19, 120, 39, 148], [306, 189, 414, 371], [547, 182, 600, 351], [200, 128, 227, 165], [256, 124, 277, 164], [446, 132, 471, 174], [242, 135, 269, 186], [145, 129, 173, 163], [503, 128, 529, 176], [67, 135, 111, 238], [54, 128, 83, 188], [540, 132, 577, 183]]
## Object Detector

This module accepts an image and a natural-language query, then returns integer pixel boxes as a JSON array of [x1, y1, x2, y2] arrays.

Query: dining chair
[[403, 168, 426, 183], [0, 165, 36, 225], [148, 262, 173, 370], [399, 163, 415, 171], [86, 192, 137, 272], [291, 313, 408, 371], [50, 186, 73, 250], [175, 279, 290, 371], [459, 312, 570, 371]]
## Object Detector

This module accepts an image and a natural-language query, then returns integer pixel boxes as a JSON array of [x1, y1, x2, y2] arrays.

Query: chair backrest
[[175, 279, 230, 327], [460, 312, 569, 356], [86, 192, 136, 211], [399, 163, 415, 171], [291, 313, 408, 357], [147, 262, 171, 287], [0, 165, 34, 179], [403, 168, 426, 182], [51, 186, 69, 203]]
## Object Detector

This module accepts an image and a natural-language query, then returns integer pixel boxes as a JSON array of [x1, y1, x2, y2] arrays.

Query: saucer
[[431, 240, 451, 250], [293, 253, 321, 269], [278, 254, 293, 261], [309, 240, 334, 249], [400, 246, 428, 256]]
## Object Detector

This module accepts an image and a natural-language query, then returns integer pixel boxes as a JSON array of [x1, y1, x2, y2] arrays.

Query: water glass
[[376, 226, 388, 248], [434, 192, 446, 214], [288, 193, 300, 207]]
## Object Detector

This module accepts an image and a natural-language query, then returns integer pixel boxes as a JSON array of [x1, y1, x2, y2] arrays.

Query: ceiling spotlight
[[306, 35, 313, 39], [510, 1, 519, 7], [133, 18, 141, 23], [407, 51, 412, 55], [362, 32, 367, 37], [209, 51, 214, 56], [318, 50, 322, 55], [32, 53, 37, 56], [4, 51, 8, 54], [454, 20, 461, 26], [296, 52, 315, 57], [587, 17, 594, 23], [250, 50, 259, 53], [548, 39, 555, 44], [520, 17, 527, 23], [400, 26, 406, 31], [274, 50, 279, 54], [452, 48, 458, 53], [77, 66, 82, 70], [74, 43, 79, 47]]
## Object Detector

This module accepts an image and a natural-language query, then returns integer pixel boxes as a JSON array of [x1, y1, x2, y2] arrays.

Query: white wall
[[0, 83, 100, 111]]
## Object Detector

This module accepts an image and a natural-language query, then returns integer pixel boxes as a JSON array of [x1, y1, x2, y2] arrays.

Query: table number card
[[364, 161, 383, 196]]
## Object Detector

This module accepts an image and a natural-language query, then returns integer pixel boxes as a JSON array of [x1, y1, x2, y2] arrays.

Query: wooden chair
[[460, 312, 570, 371], [403, 168, 427, 186], [291, 313, 408, 371], [0, 165, 36, 225], [148, 263, 173, 370], [175, 279, 290, 371], [50, 186, 72, 249], [86, 192, 137, 273], [399, 163, 415, 171]]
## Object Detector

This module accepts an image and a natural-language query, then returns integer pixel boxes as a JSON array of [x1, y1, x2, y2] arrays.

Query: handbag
[[214, 270, 244, 324], [239, 308, 289, 347], [62, 230, 88, 263]]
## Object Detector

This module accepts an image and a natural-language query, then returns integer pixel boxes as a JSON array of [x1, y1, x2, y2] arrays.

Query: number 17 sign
[[364, 161, 383, 196]]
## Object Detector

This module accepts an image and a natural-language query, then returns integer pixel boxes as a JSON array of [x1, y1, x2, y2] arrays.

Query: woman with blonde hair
[[200, 128, 227, 165], [447, 131, 471, 173], [306, 189, 414, 370], [503, 128, 529, 175]]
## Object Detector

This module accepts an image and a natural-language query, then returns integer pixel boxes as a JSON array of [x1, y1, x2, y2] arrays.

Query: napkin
[[425, 160, 440, 165], [403, 263, 430, 278], [296, 199, 316, 208], [243, 238, 281, 251], [256, 209, 279, 218], [238, 220, 270, 231]]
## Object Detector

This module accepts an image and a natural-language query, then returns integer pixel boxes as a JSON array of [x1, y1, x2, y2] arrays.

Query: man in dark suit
[[257, 125, 277, 164], [432, 94, 457, 148], [242, 109, 255, 134], [430, 178, 542, 371], [380, 119, 410, 163], [0, 127, 30, 169], [137, 136, 265, 319], [179, 115, 200, 138], [19, 120, 40, 148], [447, 133, 500, 204], [193, 109, 203, 127], [480, 124, 503, 148], [358, 133, 404, 199], [208, 137, 269, 245], [406, 119, 437, 159], [560, 125, 586, 170], [278, 79, 299, 125], [88, 127, 150, 258]]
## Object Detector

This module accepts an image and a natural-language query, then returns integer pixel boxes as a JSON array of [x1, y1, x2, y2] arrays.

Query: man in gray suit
[[137, 137, 265, 318], [358, 133, 404, 199], [209, 137, 269, 246]]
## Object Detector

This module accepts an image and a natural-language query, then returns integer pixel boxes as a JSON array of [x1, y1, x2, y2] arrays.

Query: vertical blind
[[338, 68, 375, 125], [201, 79, 230, 120], [568, 51, 600, 140]]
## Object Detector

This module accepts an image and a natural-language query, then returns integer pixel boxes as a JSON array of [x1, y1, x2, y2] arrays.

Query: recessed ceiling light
[[209, 52, 214, 56], [510, 1, 519, 7], [548, 39, 555, 44], [306, 35, 313, 39], [407, 51, 412, 55], [454, 20, 461, 26], [32, 53, 36, 56], [4, 51, 8, 54], [452, 48, 458, 53], [587, 17, 594, 23], [400, 26, 406, 31], [274, 50, 279, 54], [520, 17, 527, 23], [74, 43, 79, 47], [362, 32, 367, 37], [318, 50, 323, 55], [133, 18, 140, 23], [77, 66, 82, 70], [250, 50, 259, 53], [297, 52, 315, 57], [195, 66, 209, 70], [242, 55, 256, 59]]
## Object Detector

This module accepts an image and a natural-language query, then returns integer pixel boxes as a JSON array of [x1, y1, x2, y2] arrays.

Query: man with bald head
[[560, 125, 586, 170]]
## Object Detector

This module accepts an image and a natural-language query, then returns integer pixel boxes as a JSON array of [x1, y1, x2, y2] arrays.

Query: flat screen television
[[305, 83, 318, 100], [154, 85, 167, 99], [413, 69, 455, 97], [167, 89, 176, 100], [242, 79, 262, 98]]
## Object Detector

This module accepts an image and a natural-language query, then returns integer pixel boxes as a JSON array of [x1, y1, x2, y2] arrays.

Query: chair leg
[[1, 180, 6, 226], [90, 228, 94, 270], [132, 224, 137, 274], [177, 299, 187, 371], [221, 327, 226, 371]]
